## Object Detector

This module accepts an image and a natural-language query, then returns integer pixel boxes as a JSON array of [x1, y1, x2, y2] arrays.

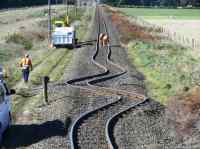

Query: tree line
[[102, 0, 200, 7], [0, 0, 75, 9], [0, 0, 200, 8]]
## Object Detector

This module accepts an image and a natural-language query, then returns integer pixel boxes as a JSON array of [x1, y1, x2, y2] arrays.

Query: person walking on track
[[19, 54, 32, 83], [99, 33, 109, 47]]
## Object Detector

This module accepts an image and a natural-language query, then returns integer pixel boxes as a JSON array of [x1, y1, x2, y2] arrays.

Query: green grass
[[128, 41, 200, 103], [5, 33, 33, 49], [1, 7, 94, 123], [3, 49, 55, 87], [50, 50, 73, 82], [119, 8, 200, 19], [30, 49, 68, 85], [0, 47, 21, 63], [77, 8, 94, 39]]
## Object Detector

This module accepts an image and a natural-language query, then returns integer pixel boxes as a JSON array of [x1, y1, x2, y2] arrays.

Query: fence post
[[192, 39, 195, 48], [173, 32, 176, 40], [43, 76, 50, 104], [186, 37, 189, 45], [182, 36, 185, 45]]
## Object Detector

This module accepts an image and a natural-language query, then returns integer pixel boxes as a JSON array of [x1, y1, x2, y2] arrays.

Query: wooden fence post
[[174, 32, 176, 40], [192, 39, 195, 48], [182, 36, 185, 45], [186, 37, 189, 45], [43, 76, 50, 104]]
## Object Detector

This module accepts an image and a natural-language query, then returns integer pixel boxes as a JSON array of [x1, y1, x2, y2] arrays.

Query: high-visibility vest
[[20, 58, 32, 70]]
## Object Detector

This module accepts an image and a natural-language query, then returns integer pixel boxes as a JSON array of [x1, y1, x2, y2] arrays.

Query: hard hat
[[25, 54, 29, 58]]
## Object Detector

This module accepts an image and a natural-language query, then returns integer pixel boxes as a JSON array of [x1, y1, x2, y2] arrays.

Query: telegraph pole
[[48, 0, 52, 46], [75, 0, 78, 16], [66, 0, 69, 16]]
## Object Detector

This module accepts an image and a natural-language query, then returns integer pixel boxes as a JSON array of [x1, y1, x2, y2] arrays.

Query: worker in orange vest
[[99, 33, 109, 47], [102, 34, 109, 47], [19, 54, 32, 83], [99, 33, 105, 46]]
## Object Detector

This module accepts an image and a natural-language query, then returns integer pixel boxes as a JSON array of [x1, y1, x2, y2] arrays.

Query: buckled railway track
[[66, 6, 149, 149]]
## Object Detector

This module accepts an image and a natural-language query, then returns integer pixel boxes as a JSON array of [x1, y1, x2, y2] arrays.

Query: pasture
[[117, 7, 200, 103], [119, 8, 200, 19], [119, 7, 200, 53]]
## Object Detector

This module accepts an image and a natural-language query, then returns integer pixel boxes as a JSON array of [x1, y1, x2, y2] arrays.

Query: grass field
[[119, 7, 200, 54], [119, 8, 200, 19], [128, 41, 200, 103], [108, 7, 200, 103]]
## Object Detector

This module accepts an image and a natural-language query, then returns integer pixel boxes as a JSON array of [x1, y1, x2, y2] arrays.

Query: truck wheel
[[75, 38, 78, 45], [72, 39, 76, 49]]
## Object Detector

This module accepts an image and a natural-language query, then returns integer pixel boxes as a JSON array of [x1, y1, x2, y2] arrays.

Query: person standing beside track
[[19, 54, 33, 83]]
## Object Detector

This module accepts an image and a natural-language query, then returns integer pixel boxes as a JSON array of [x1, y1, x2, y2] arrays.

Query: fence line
[[133, 16, 200, 50]]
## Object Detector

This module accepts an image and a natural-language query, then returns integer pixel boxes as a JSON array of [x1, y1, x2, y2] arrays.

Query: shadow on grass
[[2, 119, 70, 148]]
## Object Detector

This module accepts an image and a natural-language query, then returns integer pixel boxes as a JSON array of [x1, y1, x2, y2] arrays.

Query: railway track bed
[[72, 96, 141, 149], [68, 5, 150, 149]]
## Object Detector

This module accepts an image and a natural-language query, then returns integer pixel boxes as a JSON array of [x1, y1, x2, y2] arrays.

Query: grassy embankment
[[118, 8, 200, 103], [0, 6, 94, 119], [15, 8, 94, 119], [0, 6, 67, 86]]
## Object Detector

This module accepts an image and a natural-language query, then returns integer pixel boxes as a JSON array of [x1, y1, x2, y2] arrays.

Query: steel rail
[[70, 96, 122, 149], [105, 98, 149, 149], [69, 5, 148, 149], [87, 8, 146, 100]]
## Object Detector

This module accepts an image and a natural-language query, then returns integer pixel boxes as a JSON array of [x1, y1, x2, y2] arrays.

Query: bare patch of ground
[[104, 6, 158, 44], [167, 86, 200, 137]]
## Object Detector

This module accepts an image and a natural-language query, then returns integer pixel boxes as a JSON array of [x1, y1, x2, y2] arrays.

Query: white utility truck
[[52, 21, 76, 48], [0, 66, 15, 143]]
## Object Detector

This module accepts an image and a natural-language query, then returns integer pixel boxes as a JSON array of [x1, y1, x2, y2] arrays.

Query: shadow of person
[[1, 119, 69, 148]]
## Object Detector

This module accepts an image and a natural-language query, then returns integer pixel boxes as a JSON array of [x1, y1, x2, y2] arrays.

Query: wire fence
[[133, 16, 200, 49]]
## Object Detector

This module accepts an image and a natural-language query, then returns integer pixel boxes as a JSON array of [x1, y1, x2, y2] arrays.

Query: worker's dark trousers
[[22, 69, 30, 82]]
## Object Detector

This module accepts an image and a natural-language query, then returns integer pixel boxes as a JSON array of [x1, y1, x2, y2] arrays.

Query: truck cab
[[52, 20, 77, 49], [54, 21, 65, 28], [0, 66, 15, 143]]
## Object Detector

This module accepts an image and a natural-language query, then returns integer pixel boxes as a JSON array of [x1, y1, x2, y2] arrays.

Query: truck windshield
[[56, 23, 63, 27]]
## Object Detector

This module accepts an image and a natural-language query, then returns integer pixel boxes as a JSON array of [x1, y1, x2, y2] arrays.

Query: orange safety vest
[[20, 58, 32, 70]]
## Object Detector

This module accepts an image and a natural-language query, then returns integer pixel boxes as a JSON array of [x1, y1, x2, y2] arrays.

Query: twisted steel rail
[[68, 6, 148, 149]]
